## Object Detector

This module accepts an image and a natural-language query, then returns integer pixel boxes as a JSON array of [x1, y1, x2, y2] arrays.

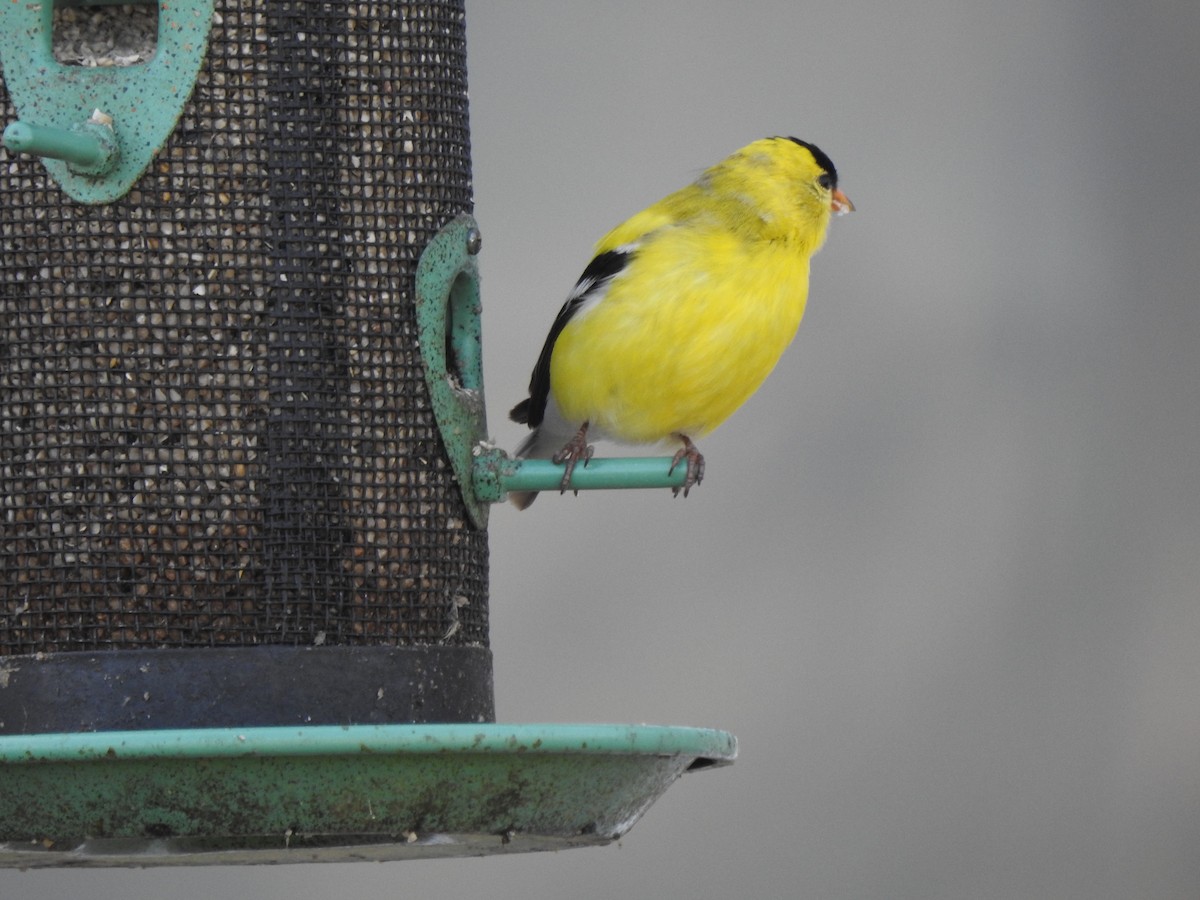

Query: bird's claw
[[668, 434, 705, 498], [552, 423, 594, 495]]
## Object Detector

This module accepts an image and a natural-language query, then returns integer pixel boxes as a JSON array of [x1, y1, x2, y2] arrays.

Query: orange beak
[[831, 188, 855, 216]]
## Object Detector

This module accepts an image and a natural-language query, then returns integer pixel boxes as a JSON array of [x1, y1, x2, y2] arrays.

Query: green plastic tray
[[0, 723, 736, 867]]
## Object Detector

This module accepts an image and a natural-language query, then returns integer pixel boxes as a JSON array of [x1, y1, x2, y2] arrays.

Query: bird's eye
[[817, 173, 833, 191]]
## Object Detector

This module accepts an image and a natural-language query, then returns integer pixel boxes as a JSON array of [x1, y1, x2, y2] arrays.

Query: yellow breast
[[549, 228, 811, 444]]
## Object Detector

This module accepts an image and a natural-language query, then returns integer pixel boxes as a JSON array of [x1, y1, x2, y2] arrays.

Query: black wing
[[510, 248, 632, 428]]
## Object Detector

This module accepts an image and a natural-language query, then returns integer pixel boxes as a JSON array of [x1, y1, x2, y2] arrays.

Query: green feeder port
[[0, 0, 213, 203], [0, 0, 735, 867]]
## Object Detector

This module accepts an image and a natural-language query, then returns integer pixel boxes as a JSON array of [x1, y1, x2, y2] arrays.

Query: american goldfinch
[[509, 136, 852, 509]]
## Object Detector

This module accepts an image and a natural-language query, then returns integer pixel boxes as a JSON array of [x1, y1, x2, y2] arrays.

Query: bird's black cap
[[780, 137, 838, 188]]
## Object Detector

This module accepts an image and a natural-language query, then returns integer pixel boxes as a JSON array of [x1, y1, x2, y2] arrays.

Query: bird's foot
[[668, 434, 705, 498], [551, 422, 594, 495]]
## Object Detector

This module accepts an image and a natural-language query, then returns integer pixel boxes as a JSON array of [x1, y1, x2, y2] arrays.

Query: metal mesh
[[0, 0, 488, 653]]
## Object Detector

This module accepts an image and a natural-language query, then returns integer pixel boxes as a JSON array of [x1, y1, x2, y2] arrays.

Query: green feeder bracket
[[416, 214, 490, 528], [0, 723, 737, 866], [0, 0, 215, 204]]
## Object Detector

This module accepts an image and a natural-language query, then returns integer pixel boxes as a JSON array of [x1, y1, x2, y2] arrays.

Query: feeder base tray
[[0, 724, 736, 867]]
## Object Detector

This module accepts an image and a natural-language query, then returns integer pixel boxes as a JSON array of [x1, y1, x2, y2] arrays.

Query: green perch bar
[[474, 453, 690, 503], [2, 120, 117, 174]]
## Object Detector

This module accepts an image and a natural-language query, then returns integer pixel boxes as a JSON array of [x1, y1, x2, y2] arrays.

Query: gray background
[[6, 1, 1199, 898]]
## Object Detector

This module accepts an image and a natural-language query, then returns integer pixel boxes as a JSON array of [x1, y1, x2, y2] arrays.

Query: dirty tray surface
[[0, 723, 736, 867]]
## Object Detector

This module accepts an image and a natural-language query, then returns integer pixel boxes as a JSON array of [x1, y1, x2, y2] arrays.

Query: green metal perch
[[2, 119, 119, 175], [473, 452, 690, 504]]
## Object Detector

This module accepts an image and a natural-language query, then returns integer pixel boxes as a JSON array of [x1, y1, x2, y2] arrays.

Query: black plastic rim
[[0, 645, 495, 733]]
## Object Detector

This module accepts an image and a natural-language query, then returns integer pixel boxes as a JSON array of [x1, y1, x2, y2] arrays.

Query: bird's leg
[[551, 421, 594, 495], [668, 434, 705, 498]]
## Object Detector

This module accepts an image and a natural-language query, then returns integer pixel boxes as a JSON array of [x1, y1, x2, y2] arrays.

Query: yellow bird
[[509, 136, 853, 509]]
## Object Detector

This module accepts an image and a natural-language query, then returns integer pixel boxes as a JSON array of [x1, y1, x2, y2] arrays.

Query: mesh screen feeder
[[0, 0, 735, 867]]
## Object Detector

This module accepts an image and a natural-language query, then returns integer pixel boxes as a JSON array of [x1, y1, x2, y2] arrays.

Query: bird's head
[[705, 136, 853, 250]]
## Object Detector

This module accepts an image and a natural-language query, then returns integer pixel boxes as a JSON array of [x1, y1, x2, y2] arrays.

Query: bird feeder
[[0, 0, 734, 867]]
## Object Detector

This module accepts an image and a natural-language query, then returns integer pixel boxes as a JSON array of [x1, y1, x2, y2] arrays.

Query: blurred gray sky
[[7, 1, 1199, 898]]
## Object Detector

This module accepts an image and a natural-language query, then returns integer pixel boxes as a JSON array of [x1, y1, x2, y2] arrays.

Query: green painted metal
[[0, 722, 735, 764], [57, 0, 157, 5], [0, 723, 736, 866], [474, 451, 692, 503], [415, 214, 490, 528], [0, 0, 214, 203], [2, 117, 118, 175]]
